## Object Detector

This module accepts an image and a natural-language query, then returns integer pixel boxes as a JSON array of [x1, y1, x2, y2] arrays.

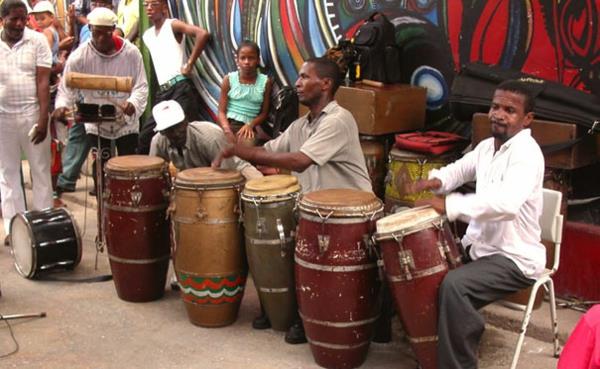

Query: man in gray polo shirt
[[213, 57, 372, 343], [214, 57, 371, 194]]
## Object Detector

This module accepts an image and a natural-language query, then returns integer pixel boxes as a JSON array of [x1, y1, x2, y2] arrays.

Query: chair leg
[[509, 280, 543, 369], [547, 278, 561, 358]]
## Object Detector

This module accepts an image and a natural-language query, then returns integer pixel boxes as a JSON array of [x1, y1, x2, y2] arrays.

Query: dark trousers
[[137, 79, 201, 155], [437, 254, 534, 369], [88, 133, 138, 191]]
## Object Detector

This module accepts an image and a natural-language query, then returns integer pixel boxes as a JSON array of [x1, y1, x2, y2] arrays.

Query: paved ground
[[0, 161, 581, 368]]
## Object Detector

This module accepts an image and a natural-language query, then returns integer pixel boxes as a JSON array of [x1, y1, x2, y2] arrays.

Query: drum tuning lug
[[130, 190, 142, 207], [276, 219, 286, 258], [398, 249, 415, 280], [103, 188, 111, 201], [162, 188, 170, 199], [256, 218, 266, 236], [318, 234, 330, 254]]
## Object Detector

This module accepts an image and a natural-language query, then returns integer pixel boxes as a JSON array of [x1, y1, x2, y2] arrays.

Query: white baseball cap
[[87, 7, 117, 27], [30, 1, 55, 15], [153, 100, 186, 131]]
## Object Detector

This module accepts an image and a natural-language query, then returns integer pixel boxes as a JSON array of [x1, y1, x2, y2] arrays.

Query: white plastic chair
[[509, 188, 563, 369]]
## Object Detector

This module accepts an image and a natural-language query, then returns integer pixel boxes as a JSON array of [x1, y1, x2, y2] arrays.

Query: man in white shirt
[[1, 0, 53, 244], [410, 80, 545, 369]]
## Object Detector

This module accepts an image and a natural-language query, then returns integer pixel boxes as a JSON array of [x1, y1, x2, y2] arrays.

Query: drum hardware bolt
[[256, 218, 266, 236], [103, 188, 111, 201], [130, 183, 142, 207], [161, 188, 170, 200], [397, 249, 415, 280], [195, 208, 207, 220], [276, 219, 287, 258], [318, 234, 330, 254]]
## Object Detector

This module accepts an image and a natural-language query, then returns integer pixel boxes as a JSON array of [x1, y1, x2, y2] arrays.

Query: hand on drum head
[[406, 178, 442, 194], [415, 196, 446, 215]]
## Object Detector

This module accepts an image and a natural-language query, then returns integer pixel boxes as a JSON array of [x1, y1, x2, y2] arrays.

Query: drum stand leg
[[93, 130, 108, 270], [1, 312, 47, 321]]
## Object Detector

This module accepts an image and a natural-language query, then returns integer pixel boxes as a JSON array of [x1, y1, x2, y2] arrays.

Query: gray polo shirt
[[149, 121, 262, 179], [264, 101, 372, 193]]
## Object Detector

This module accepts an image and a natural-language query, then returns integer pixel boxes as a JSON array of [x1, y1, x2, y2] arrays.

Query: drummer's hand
[[406, 178, 442, 194], [121, 102, 136, 116], [211, 144, 235, 169], [415, 196, 446, 215]]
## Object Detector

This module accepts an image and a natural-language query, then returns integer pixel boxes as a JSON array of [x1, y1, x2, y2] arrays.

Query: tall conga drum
[[172, 167, 246, 327], [359, 135, 387, 199], [296, 189, 383, 369], [104, 155, 170, 302], [241, 174, 300, 331], [384, 149, 454, 213], [374, 206, 462, 369]]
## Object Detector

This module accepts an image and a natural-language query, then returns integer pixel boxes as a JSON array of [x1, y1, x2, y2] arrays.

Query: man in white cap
[[149, 100, 262, 180], [52, 6, 147, 195], [1, 0, 53, 245]]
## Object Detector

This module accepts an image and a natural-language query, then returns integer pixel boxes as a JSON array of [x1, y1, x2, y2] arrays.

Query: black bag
[[451, 62, 600, 132], [351, 12, 401, 84], [261, 86, 299, 138]]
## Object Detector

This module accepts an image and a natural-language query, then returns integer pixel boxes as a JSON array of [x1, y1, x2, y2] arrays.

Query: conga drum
[[172, 167, 246, 327], [374, 206, 462, 369], [296, 189, 383, 369], [10, 207, 82, 279], [359, 135, 387, 199], [384, 149, 454, 213], [104, 155, 171, 302], [242, 174, 300, 331]]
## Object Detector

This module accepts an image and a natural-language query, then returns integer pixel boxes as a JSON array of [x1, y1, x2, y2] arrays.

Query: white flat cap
[[30, 1, 55, 15], [153, 100, 186, 131], [87, 7, 117, 27]]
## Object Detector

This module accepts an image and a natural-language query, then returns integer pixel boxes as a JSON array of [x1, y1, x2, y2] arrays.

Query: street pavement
[[0, 161, 581, 369]]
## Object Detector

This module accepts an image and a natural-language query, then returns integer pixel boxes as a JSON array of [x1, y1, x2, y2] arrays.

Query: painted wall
[[173, 0, 599, 123]]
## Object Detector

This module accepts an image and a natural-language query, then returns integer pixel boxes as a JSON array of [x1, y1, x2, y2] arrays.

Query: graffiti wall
[[174, 0, 599, 122]]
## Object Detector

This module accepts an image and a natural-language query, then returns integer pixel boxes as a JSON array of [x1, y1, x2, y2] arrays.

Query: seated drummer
[[149, 100, 262, 180], [213, 57, 372, 344], [410, 80, 545, 369]]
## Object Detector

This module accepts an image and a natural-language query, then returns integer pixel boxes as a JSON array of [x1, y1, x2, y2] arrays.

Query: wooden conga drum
[[104, 155, 170, 302], [242, 174, 300, 331], [296, 189, 383, 369], [374, 206, 462, 369], [359, 135, 387, 199], [384, 149, 454, 213], [172, 167, 246, 327]]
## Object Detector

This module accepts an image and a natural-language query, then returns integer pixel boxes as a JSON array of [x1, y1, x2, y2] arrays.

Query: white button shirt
[[429, 129, 545, 279]]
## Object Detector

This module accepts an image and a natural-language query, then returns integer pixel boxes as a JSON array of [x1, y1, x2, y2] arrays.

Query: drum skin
[[104, 156, 170, 302], [295, 189, 382, 369], [242, 176, 299, 331], [384, 149, 452, 212], [359, 135, 386, 199], [173, 168, 246, 327], [375, 208, 461, 369], [10, 207, 82, 279]]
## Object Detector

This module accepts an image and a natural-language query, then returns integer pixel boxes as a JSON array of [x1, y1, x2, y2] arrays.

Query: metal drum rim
[[9, 212, 36, 278]]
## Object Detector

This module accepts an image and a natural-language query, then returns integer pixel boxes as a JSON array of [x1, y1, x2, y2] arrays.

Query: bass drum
[[10, 207, 82, 279]]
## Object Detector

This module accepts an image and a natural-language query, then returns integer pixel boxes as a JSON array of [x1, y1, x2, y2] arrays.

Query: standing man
[[214, 57, 372, 343], [52, 7, 147, 193], [410, 80, 545, 369], [137, 0, 209, 155], [1, 0, 53, 245]]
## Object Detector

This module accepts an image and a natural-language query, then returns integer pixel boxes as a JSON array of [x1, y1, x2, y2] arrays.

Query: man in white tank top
[[137, 0, 209, 155]]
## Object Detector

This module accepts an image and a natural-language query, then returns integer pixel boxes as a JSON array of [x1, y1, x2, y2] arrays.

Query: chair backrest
[[540, 188, 564, 273]]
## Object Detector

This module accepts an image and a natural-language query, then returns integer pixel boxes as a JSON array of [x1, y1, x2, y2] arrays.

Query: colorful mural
[[172, 0, 599, 122]]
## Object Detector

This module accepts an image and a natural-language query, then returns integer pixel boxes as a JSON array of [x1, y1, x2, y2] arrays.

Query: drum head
[[106, 155, 165, 173], [375, 206, 442, 238], [176, 167, 244, 187], [9, 214, 34, 278], [299, 189, 383, 217], [243, 174, 300, 197], [389, 148, 452, 163]]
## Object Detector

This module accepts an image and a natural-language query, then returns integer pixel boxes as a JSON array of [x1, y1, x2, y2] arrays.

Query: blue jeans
[[56, 123, 91, 191]]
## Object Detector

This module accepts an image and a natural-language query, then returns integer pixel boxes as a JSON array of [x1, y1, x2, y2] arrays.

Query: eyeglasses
[[143, 2, 162, 8]]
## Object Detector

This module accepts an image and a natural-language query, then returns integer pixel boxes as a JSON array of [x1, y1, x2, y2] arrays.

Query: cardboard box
[[472, 113, 598, 169], [331, 83, 426, 135]]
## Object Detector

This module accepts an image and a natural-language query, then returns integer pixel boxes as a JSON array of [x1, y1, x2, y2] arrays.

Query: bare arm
[[214, 143, 314, 173], [33, 66, 51, 144], [171, 19, 210, 76], [126, 20, 139, 42], [217, 76, 234, 137]]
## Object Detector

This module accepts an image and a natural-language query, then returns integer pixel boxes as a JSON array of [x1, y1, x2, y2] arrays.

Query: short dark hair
[[237, 40, 260, 56], [305, 57, 342, 94], [1, 0, 27, 17], [496, 79, 536, 113]]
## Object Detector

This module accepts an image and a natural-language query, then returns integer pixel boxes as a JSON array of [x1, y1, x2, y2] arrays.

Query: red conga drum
[[374, 206, 462, 369], [296, 189, 383, 369], [104, 155, 171, 302]]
